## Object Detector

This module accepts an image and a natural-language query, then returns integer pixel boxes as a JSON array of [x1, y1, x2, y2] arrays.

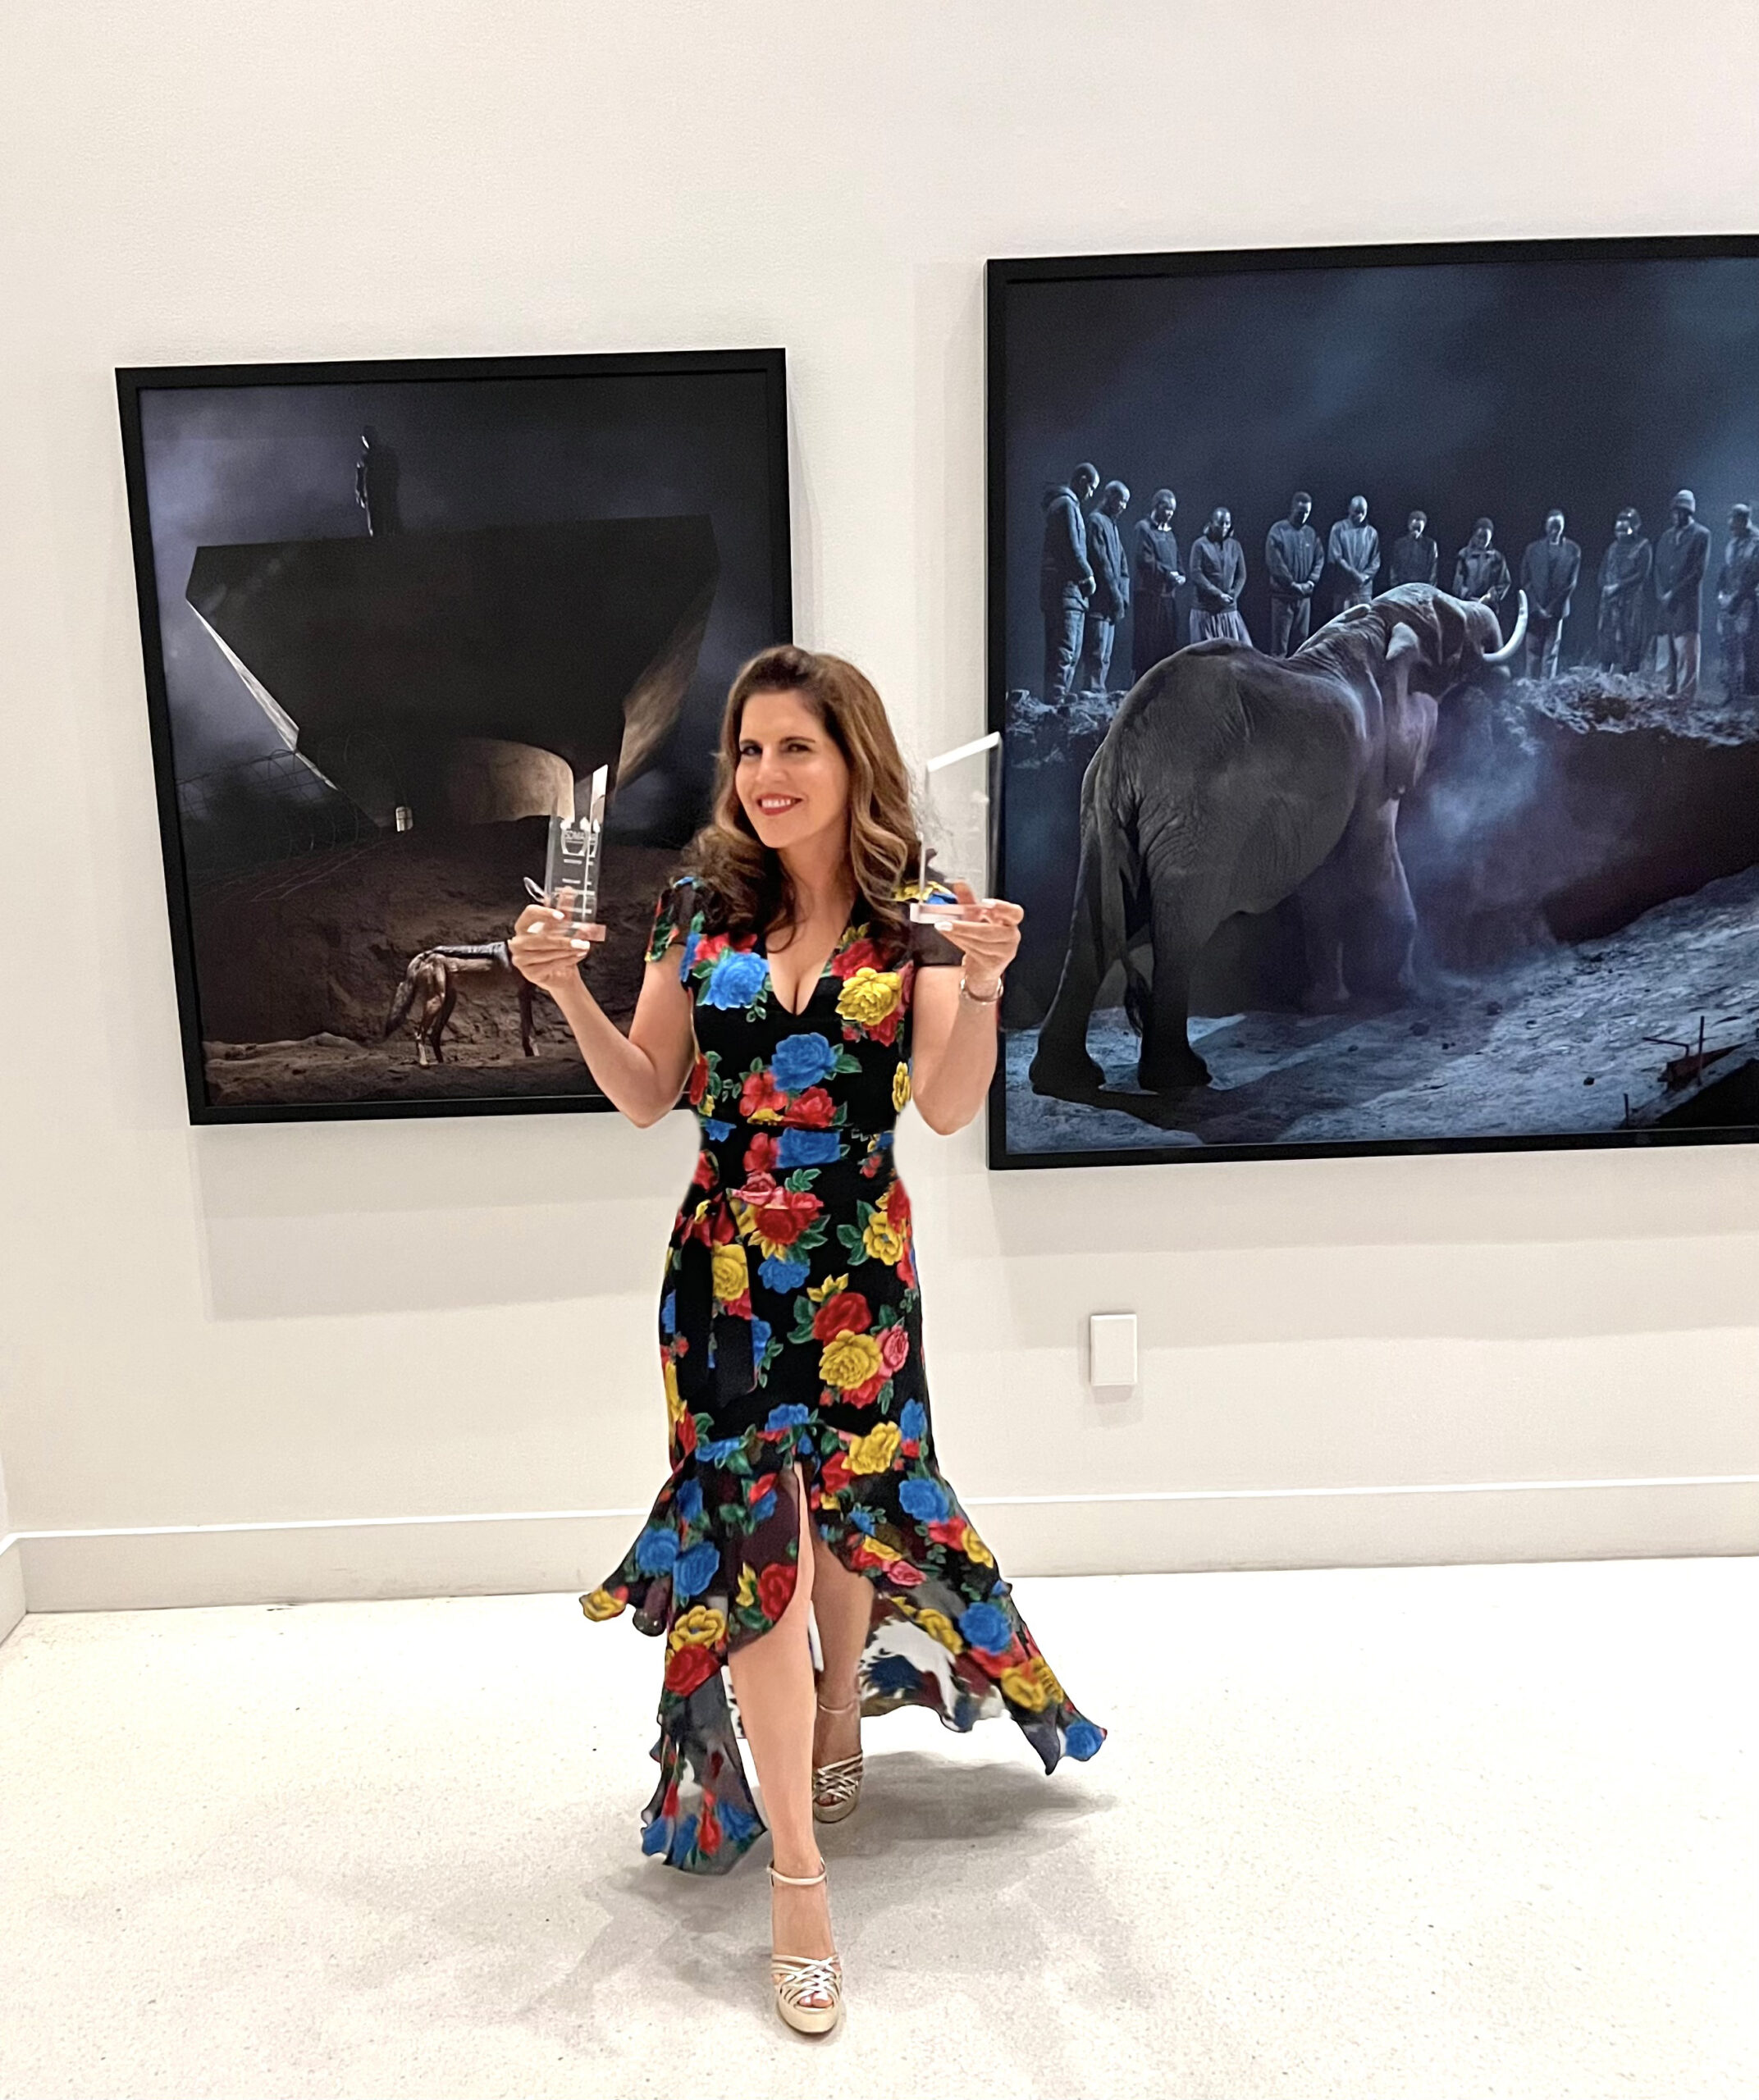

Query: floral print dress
[[579, 876, 1106, 1872]]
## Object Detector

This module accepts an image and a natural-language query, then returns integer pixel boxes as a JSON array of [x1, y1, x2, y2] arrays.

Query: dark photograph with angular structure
[[119, 350, 790, 1121], [988, 239, 1759, 1166]]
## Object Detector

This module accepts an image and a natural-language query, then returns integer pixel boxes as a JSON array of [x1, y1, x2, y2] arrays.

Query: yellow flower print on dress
[[806, 1272, 850, 1305], [663, 1354, 684, 1425], [892, 1061, 911, 1112], [820, 1329, 883, 1392], [848, 1419, 902, 1472], [710, 1242, 748, 1303], [961, 1522, 995, 1567], [668, 1605, 726, 1651], [862, 1211, 907, 1264], [1000, 1655, 1063, 1710], [835, 967, 902, 1029], [912, 1606, 963, 1653], [579, 1586, 624, 1621]]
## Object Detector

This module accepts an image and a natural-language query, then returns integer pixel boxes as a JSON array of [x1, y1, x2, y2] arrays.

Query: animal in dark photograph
[[1028, 583, 1528, 1096], [384, 939, 541, 1066]]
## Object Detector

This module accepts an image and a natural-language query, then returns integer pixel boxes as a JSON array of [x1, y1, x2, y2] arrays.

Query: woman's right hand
[[509, 901, 605, 999]]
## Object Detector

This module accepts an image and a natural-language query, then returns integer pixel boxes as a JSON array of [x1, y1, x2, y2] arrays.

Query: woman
[[510, 645, 1104, 2035]]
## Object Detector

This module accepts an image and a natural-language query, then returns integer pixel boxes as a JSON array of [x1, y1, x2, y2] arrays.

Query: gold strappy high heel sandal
[[811, 1693, 864, 1824], [767, 1859, 843, 2034]]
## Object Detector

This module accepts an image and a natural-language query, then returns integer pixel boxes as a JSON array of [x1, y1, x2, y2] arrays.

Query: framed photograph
[[119, 348, 791, 1123], [987, 236, 1759, 1168]]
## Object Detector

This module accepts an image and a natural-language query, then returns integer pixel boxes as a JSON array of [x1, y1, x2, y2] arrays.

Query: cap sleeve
[[646, 876, 701, 974]]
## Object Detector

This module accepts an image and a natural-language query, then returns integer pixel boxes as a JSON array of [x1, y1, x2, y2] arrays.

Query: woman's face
[[734, 689, 851, 857]]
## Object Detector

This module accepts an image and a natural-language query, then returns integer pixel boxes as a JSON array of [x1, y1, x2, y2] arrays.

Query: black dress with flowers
[[579, 876, 1106, 1872]]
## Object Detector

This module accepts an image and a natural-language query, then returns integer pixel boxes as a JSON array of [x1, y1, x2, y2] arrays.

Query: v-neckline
[[759, 902, 858, 1020]]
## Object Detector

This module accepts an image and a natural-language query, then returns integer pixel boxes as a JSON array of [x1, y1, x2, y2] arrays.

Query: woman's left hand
[[941, 882, 1022, 995]]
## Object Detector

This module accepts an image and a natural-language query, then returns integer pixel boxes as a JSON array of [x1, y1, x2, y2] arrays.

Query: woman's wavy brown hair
[[681, 645, 925, 951]]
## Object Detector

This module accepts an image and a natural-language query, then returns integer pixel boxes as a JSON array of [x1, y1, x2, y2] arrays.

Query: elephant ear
[[1381, 620, 1438, 800]]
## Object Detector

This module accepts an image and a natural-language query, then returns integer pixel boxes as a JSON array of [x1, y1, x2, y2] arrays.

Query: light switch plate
[[1089, 1312, 1138, 1388]]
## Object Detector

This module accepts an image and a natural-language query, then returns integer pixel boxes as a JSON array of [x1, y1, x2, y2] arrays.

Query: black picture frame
[[987, 233, 1759, 1170], [117, 347, 792, 1125]]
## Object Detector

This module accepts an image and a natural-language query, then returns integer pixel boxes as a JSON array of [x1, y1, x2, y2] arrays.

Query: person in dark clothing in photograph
[[1455, 518, 1513, 628], [1039, 462, 1099, 704], [1715, 501, 1759, 701], [1265, 491, 1324, 655], [1325, 494, 1381, 615], [1131, 488, 1184, 681], [1653, 487, 1713, 701], [1519, 509, 1582, 679], [354, 426, 401, 536], [1389, 508, 1439, 587], [1080, 479, 1131, 692], [1597, 508, 1652, 673], [1188, 506, 1250, 644]]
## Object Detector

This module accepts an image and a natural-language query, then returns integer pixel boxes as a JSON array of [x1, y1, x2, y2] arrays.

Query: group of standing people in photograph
[[1038, 465, 1759, 706]]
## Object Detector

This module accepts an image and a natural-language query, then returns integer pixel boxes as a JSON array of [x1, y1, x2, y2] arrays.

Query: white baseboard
[[0, 1534, 26, 1645], [10, 1477, 1757, 1612]]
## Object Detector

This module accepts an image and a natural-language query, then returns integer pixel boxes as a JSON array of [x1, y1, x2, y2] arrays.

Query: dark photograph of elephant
[[119, 350, 791, 1123], [988, 238, 1759, 1166]]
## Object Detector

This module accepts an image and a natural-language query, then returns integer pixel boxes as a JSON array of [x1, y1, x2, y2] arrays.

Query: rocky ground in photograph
[[194, 824, 678, 1108]]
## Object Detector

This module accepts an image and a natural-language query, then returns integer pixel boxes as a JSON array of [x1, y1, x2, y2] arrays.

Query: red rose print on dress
[[665, 1642, 718, 1696], [739, 1067, 788, 1121], [756, 1562, 795, 1620], [811, 1290, 872, 1341]]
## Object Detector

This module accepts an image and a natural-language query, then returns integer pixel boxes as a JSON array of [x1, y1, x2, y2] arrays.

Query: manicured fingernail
[[570, 939, 589, 950]]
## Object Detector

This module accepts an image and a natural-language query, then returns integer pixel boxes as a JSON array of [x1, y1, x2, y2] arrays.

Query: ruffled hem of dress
[[580, 1426, 1105, 1873]]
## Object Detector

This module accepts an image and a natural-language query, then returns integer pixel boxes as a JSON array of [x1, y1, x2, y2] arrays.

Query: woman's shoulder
[[646, 872, 712, 961]]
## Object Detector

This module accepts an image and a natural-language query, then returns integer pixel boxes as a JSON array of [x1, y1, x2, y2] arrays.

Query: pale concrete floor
[[2, 1558, 1755, 2100]]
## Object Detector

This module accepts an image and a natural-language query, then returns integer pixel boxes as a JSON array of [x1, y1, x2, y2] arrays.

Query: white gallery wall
[[2, 0, 1756, 1618]]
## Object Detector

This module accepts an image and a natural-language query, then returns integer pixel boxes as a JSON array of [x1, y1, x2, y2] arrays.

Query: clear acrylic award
[[523, 764, 609, 929], [909, 731, 1000, 925]]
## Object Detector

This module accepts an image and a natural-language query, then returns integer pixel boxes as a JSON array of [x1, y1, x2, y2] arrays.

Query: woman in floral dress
[[510, 644, 1104, 2034]]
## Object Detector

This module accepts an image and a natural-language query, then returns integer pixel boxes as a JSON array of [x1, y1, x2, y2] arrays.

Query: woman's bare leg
[[725, 1463, 834, 1974], [808, 1526, 873, 1769]]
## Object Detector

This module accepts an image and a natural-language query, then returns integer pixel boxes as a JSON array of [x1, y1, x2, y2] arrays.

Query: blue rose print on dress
[[634, 1527, 678, 1575], [676, 1478, 704, 1523], [770, 1032, 838, 1093], [899, 1476, 949, 1522], [899, 1399, 926, 1444], [759, 1251, 811, 1292], [765, 1403, 811, 1431], [957, 1600, 1012, 1652], [672, 1540, 720, 1601], [777, 1127, 841, 1170], [703, 950, 768, 1009]]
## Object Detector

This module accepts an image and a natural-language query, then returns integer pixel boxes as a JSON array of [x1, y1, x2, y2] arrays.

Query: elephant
[[1027, 582, 1529, 1097]]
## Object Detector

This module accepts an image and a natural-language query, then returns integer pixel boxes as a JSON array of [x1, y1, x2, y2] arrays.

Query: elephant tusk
[[1480, 590, 1528, 666]]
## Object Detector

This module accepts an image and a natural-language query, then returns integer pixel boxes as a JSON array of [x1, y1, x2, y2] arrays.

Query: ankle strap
[[769, 1861, 827, 1887], [816, 1695, 859, 1715]]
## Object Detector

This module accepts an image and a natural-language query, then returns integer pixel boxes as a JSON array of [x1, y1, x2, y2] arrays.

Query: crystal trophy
[[909, 731, 1000, 925], [523, 765, 609, 929]]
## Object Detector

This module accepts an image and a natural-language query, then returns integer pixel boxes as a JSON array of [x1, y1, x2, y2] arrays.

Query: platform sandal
[[811, 1694, 864, 1824], [767, 1860, 843, 2034]]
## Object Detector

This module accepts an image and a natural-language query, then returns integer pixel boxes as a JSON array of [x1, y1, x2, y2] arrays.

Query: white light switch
[[1089, 1312, 1137, 1389]]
